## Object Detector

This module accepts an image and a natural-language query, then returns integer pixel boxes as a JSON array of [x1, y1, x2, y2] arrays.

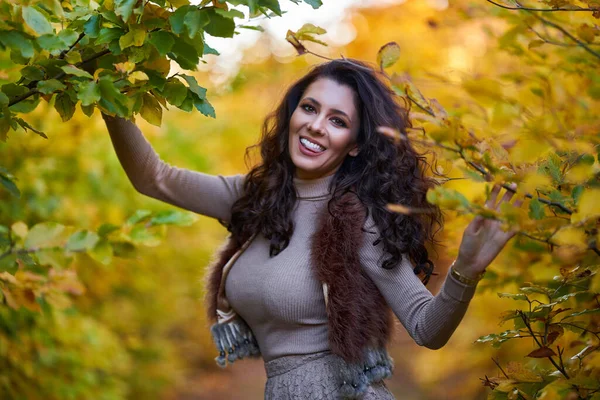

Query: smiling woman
[[289, 79, 360, 180], [102, 58, 523, 399]]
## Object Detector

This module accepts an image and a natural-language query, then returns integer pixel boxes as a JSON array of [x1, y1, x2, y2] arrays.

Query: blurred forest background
[[2, 0, 600, 398]]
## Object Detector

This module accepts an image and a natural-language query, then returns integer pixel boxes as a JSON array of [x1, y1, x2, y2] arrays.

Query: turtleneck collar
[[293, 174, 335, 200]]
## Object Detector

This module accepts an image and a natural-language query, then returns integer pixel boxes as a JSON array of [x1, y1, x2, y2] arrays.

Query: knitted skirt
[[264, 351, 396, 400]]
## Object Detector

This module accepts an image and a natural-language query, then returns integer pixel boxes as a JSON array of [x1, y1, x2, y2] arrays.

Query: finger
[[495, 187, 516, 210], [485, 184, 502, 209], [513, 198, 524, 208], [466, 215, 485, 235]]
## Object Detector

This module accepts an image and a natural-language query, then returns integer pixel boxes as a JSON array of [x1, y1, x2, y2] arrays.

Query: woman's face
[[288, 78, 360, 180]]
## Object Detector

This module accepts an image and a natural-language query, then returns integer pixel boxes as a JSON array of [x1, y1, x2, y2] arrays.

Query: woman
[[103, 59, 522, 399]]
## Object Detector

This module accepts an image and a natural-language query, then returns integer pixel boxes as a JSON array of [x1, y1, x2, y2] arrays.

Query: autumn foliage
[[1, 0, 600, 399]]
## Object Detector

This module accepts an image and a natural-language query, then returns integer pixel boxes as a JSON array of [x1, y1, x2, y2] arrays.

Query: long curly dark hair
[[228, 59, 443, 283]]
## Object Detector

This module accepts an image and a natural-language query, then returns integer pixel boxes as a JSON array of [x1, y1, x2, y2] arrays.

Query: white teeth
[[300, 137, 325, 152]]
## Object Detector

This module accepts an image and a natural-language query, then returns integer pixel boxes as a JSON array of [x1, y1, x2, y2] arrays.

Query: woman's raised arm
[[103, 114, 244, 222], [360, 223, 477, 350]]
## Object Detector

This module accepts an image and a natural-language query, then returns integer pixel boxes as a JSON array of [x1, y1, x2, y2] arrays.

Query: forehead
[[302, 78, 358, 117]]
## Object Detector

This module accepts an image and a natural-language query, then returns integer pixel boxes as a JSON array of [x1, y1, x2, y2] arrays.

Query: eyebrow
[[303, 97, 352, 122]]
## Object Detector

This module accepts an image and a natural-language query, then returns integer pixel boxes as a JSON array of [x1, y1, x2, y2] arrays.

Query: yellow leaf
[[377, 42, 401, 69], [506, 361, 544, 382], [565, 163, 595, 184], [553, 226, 587, 250], [139, 93, 162, 127], [571, 188, 600, 223], [119, 28, 146, 50], [127, 71, 149, 84], [387, 204, 412, 214], [11, 221, 28, 239], [509, 139, 552, 164], [577, 23, 596, 44], [518, 172, 552, 195], [462, 78, 503, 104], [114, 61, 135, 74]]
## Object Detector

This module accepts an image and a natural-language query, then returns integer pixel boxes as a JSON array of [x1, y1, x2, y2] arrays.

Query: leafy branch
[[7, 49, 111, 108]]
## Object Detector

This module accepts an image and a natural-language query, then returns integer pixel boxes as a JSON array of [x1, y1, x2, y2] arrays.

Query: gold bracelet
[[450, 262, 485, 286]]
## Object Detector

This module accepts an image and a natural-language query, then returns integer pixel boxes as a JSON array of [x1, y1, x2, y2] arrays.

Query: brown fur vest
[[205, 191, 394, 364]]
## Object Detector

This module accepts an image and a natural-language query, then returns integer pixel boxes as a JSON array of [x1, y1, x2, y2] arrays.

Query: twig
[[59, 32, 85, 59], [519, 311, 570, 379], [486, 0, 599, 12], [8, 49, 110, 107], [531, 13, 600, 61], [492, 357, 510, 379]]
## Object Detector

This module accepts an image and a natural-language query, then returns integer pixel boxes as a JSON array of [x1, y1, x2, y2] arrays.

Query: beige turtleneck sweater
[[103, 115, 478, 362]]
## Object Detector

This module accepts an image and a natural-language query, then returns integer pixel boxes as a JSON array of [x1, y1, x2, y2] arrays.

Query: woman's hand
[[453, 183, 524, 279]]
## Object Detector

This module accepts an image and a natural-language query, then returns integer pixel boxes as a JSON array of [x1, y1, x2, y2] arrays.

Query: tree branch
[[486, 0, 599, 12], [531, 13, 600, 61], [59, 32, 85, 59], [8, 49, 111, 107]]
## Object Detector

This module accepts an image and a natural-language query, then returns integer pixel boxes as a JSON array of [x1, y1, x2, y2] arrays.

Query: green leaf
[[126, 209, 152, 225], [114, 0, 137, 22], [37, 79, 66, 94], [96, 28, 125, 45], [168, 40, 199, 70], [98, 76, 129, 116], [90, 240, 113, 265], [66, 230, 100, 252], [214, 8, 245, 19], [77, 81, 101, 106], [54, 92, 76, 122], [184, 8, 210, 39], [563, 308, 600, 319], [0, 31, 35, 58], [24, 222, 65, 248], [61, 65, 93, 79], [169, 5, 193, 35], [37, 34, 68, 55], [148, 31, 175, 56], [20, 66, 45, 81], [15, 118, 47, 138], [180, 74, 206, 98], [258, 0, 282, 16], [84, 14, 102, 38], [129, 225, 165, 247], [498, 292, 528, 301], [0, 174, 20, 197], [528, 198, 546, 220], [97, 223, 120, 237], [81, 104, 95, 117], [193, 96, 215, 118], [162, 79, 188, 107], [303, 0, 322, 8], [22, 6, 53, 36], [149, 210, 197, 226], [377, 42, 401, 69], [139, 93, 162, 126], [0, 92, 8, 107], [203, 42, 219, 55], [204, 8, 235, 38], [58, 29, 79, 48], [119, 28, 146, 49]]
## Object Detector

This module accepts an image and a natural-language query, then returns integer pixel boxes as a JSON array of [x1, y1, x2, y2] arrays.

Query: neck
[[293, 174, 334, 200]]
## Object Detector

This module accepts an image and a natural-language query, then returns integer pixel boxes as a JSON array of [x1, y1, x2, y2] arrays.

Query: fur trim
[[311, 192, 393, 363], [205, 236, 240, 322]]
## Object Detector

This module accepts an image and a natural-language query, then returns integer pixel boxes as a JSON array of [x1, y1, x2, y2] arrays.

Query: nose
[[307, 115, 326, 135]]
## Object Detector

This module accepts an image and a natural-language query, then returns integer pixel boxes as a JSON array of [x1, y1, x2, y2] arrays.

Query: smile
[[300, 137, 326, 153]]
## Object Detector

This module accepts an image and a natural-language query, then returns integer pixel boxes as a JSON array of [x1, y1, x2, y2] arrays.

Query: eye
[[331, 117, 347, 128], [301, 104, 315, 113]]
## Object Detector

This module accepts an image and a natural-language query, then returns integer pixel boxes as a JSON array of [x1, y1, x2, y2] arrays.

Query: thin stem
[[59, 32, 85, 59], [531, 13, 600, 61], [492, 357, 510, 379], [519, 311, 570, 379], [486, 0, 599, 12], [8, 49, 111, 107]]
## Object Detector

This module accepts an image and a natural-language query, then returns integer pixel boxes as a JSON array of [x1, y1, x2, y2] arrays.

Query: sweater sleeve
[[103, 114, 245, 222], [359, 221, 477, 350]]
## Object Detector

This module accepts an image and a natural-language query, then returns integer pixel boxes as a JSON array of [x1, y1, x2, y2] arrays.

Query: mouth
[[299, 136, 326, 153]]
